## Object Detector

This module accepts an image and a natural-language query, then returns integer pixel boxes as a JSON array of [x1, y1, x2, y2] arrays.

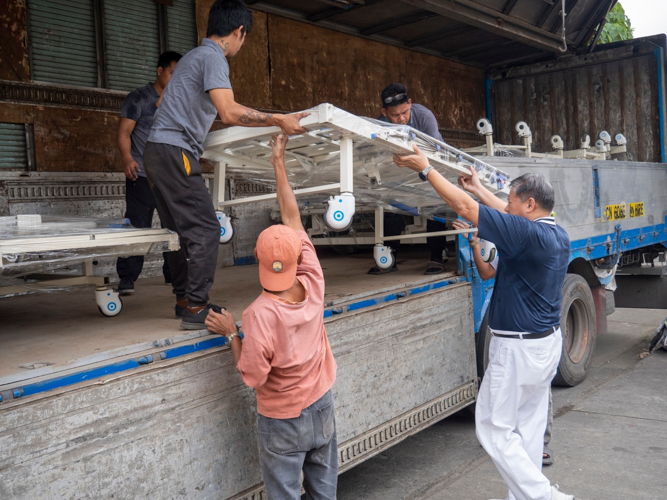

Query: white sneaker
[[551, 484, 575, 500]]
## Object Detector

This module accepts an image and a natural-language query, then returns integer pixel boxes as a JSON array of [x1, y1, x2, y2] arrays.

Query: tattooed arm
[[237, 106, 274, 125], [209, 88, 308, 135]]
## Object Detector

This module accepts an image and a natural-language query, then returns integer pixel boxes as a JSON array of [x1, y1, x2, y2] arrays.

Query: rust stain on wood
[[572, 71, 581, 146], [0, 103, 121, 172], [33, 108, 121, 172], [587, 68, 595, 138], [618, 64, 626, 134], [602, 64, 609, 128], [563, 71, 572, 147], [195, 4, 270, 109], [227, 10, 271, 109], [0, 0, 30, 81], [549, 74, 556, 138], [633, 58, 643, 161], [266, 15, 483, 132]]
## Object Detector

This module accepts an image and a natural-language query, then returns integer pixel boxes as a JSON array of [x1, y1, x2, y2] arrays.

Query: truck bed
[[0, 246, 456, 384], [0, 246, 475, 500]]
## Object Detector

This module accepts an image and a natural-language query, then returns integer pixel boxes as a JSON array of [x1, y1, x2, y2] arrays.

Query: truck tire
[[553, 274, 597, 387]]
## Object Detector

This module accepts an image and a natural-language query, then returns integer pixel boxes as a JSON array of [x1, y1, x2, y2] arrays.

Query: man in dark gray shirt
[[371, 83, 449, 276], [144, 0, 307, 330], [116, 51, 182, 295]]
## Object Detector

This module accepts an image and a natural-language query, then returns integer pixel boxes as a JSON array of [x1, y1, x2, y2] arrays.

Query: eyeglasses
[[383, 93, 407, 104]]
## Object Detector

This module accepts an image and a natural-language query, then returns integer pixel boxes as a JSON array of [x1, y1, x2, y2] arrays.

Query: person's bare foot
[[543, 445, 554, 466]]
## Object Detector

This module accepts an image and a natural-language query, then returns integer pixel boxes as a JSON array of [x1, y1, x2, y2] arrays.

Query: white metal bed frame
[[1, 223, 180, 316], [203, 104, 494, 268]]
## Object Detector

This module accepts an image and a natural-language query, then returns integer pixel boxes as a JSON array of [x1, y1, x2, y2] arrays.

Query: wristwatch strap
[[419, 164, 434, 181], [226, 331, 241, 344]]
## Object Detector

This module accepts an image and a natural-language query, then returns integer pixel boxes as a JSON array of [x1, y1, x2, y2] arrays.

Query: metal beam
[[574, 0, 615, 46], [588, 0, 615, 52], [314, 0, 366, 7], [487, 49, 549, 68], [397, 0, 573, 53], [549, 0, 579, 33], [405, 25, 475, 48], [307, 0, 382, 22], [502, 0, 519, 15], [537, 0, 560, 29], [246, 1, 487, 67], [308, 7, 346, 22], [361, 12, 438, 36], [442, 38, 510, 58], [458, 40, 517, 62]]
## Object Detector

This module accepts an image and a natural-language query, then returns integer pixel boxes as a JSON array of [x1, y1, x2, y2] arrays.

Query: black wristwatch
[[419, 164, 434, 181]]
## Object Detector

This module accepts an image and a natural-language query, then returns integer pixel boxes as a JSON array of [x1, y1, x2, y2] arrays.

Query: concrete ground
[[337, 308, 667, 500]]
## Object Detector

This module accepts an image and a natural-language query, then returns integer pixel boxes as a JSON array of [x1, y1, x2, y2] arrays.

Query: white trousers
[[475, 329, 563, 500]]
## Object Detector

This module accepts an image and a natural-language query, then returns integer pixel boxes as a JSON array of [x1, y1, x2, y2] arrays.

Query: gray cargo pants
[[143, 141, 219, 306], [258, 390, 338, 500]]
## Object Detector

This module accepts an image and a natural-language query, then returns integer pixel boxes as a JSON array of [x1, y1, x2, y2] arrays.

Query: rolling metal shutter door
[[168, 0, 198, 55], [28, 0, 98, 87], [104, 0, 160, 91], [0, 124, 28, 170]]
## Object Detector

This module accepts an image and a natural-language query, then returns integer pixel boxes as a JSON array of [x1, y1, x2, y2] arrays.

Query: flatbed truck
[[1, 151, 666, 499]]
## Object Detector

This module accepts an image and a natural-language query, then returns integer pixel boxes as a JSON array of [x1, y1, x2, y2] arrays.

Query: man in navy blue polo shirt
[[116, 51, 182, 295], [393, 145, 576, 500]]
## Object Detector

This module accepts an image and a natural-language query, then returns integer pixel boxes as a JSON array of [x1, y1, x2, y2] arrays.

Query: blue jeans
[[258, 390, 338, 500]]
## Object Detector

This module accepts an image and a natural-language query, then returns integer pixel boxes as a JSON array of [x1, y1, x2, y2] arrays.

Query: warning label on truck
[[629, 202, 644, 218], [605, 203, 627, 221]]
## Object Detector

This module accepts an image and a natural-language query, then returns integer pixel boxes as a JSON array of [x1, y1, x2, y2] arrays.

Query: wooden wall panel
[[228, 10, 271, 110], [0, 103, 120, 171], [0, 2, 484, 174], [490, 39, 664, 162], [266, 15, 484, 132], [0, 0, 30, 81], [32, 108, 120, 172], [196, 2, 271, 110]]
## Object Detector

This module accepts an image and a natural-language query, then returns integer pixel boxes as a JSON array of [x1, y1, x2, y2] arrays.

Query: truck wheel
[[553, 274, 597, 387]]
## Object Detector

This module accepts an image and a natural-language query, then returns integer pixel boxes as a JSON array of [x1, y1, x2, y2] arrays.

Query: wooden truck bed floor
[[0, 246, 456, 382]]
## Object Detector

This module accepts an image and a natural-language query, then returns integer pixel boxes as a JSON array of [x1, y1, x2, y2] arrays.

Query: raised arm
[[394, 144, 480, 225], [209, 88, 309, 136], [270, 133, 304, 232], [458, 165, 508, 212]]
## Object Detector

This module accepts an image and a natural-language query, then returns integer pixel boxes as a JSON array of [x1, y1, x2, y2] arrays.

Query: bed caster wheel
[[479, 240, 497, 263], [96, 288, 123, 317], [216, 211, 234, 244], [373, 244, 394, 270], [324, 193, 355, 231]]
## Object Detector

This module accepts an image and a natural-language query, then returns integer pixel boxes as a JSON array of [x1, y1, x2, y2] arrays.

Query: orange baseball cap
[[255, 224, 302, 292]]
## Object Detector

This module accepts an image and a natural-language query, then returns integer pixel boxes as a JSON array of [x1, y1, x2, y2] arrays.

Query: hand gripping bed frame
[[203, 104, 505, 269]]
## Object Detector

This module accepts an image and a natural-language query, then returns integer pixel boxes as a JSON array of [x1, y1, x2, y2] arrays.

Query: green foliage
[[598, 2, 634, 44]]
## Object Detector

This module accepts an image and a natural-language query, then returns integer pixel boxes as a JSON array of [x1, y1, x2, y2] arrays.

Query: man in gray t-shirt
[[144, 0, 308, 331], [370, 83, 450, 276], [116, 51, 181, 296]]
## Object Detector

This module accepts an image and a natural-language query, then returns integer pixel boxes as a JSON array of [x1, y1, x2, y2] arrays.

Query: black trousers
[[143, 141, 220, 306], [383, 214, 448, 262], [116, 176, 171, 282]]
